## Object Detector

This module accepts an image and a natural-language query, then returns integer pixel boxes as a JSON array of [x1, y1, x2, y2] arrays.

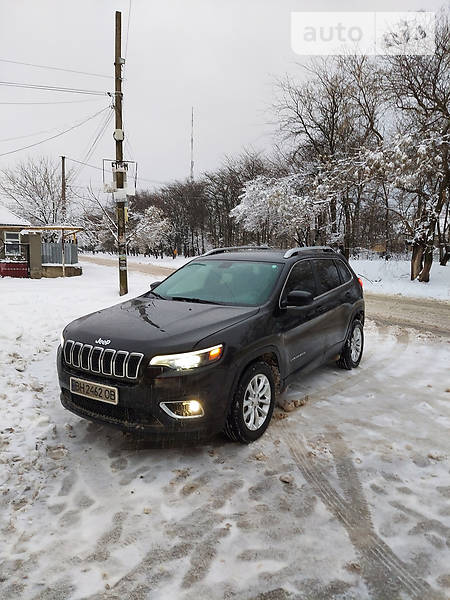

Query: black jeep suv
[[57, 246, 364, 443]]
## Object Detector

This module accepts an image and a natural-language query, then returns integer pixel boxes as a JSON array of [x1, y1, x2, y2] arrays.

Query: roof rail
[[283, 246, 335, 259], [203, 245, 272, 256]]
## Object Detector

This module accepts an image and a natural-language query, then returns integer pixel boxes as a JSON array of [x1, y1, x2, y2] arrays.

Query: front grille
[[63, 340, 143, 380]]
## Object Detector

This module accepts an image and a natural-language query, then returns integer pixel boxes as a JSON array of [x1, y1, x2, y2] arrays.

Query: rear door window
[[335, 260, 352, 284], [314, 259, 341, 295], [283, 260, 316, 297]]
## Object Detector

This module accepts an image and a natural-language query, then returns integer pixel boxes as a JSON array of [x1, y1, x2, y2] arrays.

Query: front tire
[[224, 361, 275, 443], [337, 319, 364, 370]]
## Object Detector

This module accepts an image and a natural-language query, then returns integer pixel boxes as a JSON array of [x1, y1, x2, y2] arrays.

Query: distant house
[[0, 204, 83, 278]]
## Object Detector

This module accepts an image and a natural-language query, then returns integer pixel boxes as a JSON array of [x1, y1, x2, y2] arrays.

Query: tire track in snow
[[281, 425, 444, 600]]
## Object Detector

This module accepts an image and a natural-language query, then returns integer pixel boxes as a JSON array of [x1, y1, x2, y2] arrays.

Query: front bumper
[[57, 347, 233, 440]]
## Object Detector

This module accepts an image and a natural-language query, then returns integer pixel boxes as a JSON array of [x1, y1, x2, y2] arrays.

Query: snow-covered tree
[[76, 188, 170, 255], [360, 133, 450, 281], [128, 206, 171, 253], [231, 175, 329, 246]]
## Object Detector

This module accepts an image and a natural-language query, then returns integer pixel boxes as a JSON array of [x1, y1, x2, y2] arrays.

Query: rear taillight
[[358, 277, 363, 289]]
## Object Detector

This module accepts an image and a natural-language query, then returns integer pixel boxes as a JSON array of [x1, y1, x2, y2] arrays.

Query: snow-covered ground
[[351, 259, 449, 301], [1, 263, 450, 599], [82, 252, 450, 301]]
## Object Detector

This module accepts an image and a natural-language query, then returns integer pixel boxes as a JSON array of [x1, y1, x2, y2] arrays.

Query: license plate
[[70, 377, 118, 405]]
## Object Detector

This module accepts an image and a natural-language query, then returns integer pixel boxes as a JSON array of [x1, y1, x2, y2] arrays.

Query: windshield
[[153, 260, 283, 306]]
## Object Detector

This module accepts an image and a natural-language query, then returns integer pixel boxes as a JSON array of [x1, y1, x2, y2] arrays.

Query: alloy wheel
[[242, 374, 271, 431], [350, 326, 362, 362]]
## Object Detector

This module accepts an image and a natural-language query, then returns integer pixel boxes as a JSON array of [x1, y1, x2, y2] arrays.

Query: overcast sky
[[0, 0, 445, 192]]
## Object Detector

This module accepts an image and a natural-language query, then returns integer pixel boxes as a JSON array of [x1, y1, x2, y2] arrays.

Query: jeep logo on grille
[[95, 337, 111, 346]]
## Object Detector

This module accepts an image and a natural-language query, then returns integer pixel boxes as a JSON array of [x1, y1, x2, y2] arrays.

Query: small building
[[0, 204, 83, 279]]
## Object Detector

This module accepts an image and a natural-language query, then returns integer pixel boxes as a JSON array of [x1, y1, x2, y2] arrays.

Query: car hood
[[64, 294, 259, 355]]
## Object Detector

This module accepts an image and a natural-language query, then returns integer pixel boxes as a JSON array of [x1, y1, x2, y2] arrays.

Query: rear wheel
[[337, 319, 364, 370], [224, 361, 275, 443]]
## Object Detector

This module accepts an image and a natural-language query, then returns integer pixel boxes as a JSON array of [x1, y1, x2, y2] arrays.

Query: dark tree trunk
[[343, 196, 351, 260], [411, 244, 424, 280], [440, 247, 450, 266], [418, 248, 433, 282], [330, 197, 337, 233]]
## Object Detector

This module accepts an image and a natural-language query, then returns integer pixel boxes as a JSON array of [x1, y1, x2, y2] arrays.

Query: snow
[[1, 263, 449, 599], [0, 204, 30, 226], [350, 259, 450, 300]]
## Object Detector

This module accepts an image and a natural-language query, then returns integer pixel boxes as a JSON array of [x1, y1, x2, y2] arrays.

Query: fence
[[41, 242, 78, 265]]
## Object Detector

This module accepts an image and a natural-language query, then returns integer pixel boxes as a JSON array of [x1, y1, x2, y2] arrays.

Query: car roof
[[197, 250, 286, 262], [194, 247, 342, 263]]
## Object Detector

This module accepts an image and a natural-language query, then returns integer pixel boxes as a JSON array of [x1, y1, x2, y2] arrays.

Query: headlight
[[60, 331, 65, 347], [149, 344, 223, 371]]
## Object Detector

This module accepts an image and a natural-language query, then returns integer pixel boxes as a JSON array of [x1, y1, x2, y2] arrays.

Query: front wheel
[[337, 319, 364, 370], [224, 361, 276, 443]]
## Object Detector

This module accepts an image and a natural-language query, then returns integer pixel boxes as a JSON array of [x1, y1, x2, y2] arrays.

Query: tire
[[337, 319, 364, 370], [224, 361, 276, 443]]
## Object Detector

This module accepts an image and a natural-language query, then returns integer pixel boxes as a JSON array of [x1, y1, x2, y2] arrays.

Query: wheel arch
[[229, 345, 284, 407]]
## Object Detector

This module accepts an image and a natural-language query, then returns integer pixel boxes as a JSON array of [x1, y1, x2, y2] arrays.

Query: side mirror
[[285, 290, 314, 307], [149, 281, 162, 290]]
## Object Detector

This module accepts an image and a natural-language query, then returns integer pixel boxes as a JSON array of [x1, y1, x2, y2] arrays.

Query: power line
[[0, 99, 104, 105], [124, 136, 134, 161], [70, 110, 114, 181], [0, 109, 110, 142], [66, 157, 104, 172], [0, 58, 112, 79], [124, 0, 132, 61], [0, 81, 109, 96], [0, 125, 71, 143], [138, 175, 167, 185], [66, 157, 166, 185], [0, 106, 111, 157], [71, 109, 113, 176]]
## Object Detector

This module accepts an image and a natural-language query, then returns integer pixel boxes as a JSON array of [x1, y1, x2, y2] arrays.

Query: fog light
[[187, 400, 202, 414], [160, 400, 204, 419]]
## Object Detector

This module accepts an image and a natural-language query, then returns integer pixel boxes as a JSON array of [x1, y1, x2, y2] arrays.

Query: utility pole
[[190, 106, 194, 182], [114, 10, 128, 295], [61, 155, 66, 277], [61, 155, 66, 222]]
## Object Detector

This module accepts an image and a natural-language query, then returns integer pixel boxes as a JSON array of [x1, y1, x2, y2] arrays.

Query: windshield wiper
[[149, 290, 164, 299], [170, 296, 225, 305]]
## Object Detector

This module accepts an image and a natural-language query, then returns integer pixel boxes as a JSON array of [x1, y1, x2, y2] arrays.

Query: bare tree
[[0, 157, 67, 226], [275, 59, 373, 245]]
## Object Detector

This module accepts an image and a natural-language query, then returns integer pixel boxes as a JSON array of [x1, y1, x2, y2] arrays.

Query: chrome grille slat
[[72, 342, 83, 367], [90, 347, 103, 373], [81, 345, 93, 370], [63, 341, 143, 380], [126, 353, 144, 380], [101, 349, 115, 376], [63, 340, 74, 364], [113, 350, 128, 378]]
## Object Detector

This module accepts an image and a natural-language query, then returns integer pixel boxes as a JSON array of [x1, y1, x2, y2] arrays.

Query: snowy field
[[1, 263, 450, 599], [82, 252, 450, 301]]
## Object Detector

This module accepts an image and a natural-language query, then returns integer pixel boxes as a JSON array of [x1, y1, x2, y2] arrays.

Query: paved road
[[80, 254, 175, 277], [80, 256, 450, 337]]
